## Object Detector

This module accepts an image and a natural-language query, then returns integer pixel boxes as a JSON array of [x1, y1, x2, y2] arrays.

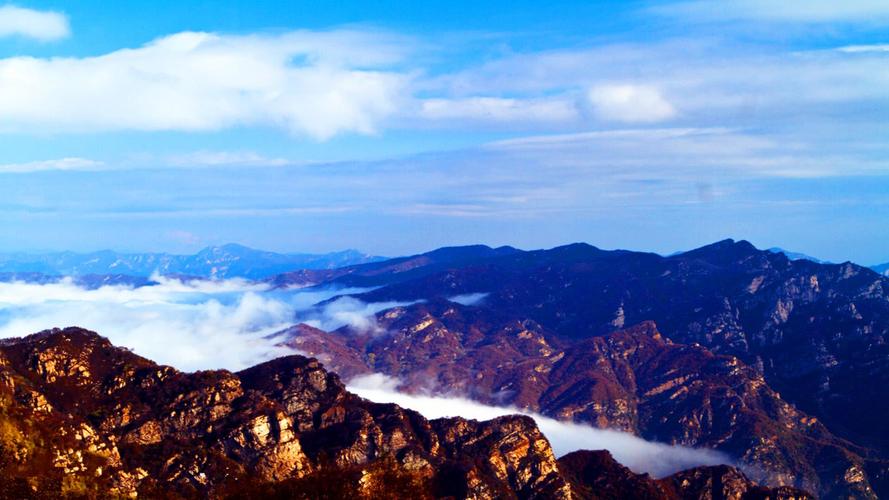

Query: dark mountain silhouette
[[274, 239, 889, 498]]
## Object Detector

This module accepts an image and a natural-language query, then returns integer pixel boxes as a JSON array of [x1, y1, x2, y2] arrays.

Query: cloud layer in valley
[[348, 373, 731, 478], [0, 274, 732, 479], [0, 277, 392, 371], [299, 296, 421, 333]]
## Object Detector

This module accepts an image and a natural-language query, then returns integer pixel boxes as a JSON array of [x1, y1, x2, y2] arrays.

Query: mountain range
[[2, 239, 888, 498], [269, 239, 889, 498], [0, 328, 806, 499], [767, 248, 889, 277], [0, 244, 385, 281]]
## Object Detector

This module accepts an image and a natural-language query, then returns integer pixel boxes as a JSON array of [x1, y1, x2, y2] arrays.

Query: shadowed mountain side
[[270, 240, 889, 490], [559, 450, 812, 500]]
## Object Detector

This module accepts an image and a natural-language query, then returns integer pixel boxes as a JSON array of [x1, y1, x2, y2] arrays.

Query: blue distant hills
[[767, 247, 889, 276], [766, 247, 831, 264], [0, 243, 386, 280]]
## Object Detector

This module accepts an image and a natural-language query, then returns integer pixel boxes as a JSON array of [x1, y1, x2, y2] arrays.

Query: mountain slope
[[267, 244, 521, 288], [282, 316, 873, 497], [329, 240, 889, 455], [0, 328, 569, 498], [0, 328, 802, 499]]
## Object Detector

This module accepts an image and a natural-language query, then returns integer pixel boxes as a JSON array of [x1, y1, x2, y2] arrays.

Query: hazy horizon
[[0, 238, 876, 267], [1, 1, 888, 263], [0, 238, 868, 266]]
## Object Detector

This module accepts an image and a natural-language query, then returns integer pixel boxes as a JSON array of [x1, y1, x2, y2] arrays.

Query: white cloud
[[420, 97, 578, 123], [658, 0, 889, 23], [488, 127, 728, 149], [0, 157, 103, 173], [588, 84, 677, 123], [0, 278, 388, 371], [432, 39, 889, 131], [0, 30, 410, 139], [447, 292, 488, 306], [838, 44, 889, 53], [0, 276, 292, 370], [166, 151, 293, 168], [348, 373, 731, 478], [0, 5, 69, 41], [300, 296, 421, 333], [486, 127, 821, 178]]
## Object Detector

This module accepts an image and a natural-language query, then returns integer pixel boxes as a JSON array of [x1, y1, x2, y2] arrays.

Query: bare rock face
[[0, 327, 573, 499]]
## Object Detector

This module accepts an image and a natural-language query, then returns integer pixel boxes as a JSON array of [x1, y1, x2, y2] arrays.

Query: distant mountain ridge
[[766, 247, 831, 264], [872, 262, 889, 277], [765, 247, 889, 277], [0, 243, 386, 280]]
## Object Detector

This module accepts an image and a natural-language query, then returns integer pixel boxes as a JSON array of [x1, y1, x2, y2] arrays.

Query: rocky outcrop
[[0, 327, 812, 499], [0, 328, 571, 499]]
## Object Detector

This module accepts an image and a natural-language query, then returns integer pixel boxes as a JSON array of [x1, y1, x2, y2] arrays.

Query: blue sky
[[0, 1, 888, 263]]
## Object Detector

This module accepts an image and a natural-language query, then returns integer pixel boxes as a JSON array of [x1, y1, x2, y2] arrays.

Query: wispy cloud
[[420, 97, 579, 124], [0, 157, 103, 173], [0, 5, 69, 41], [0, 278, 395, 371], [166, 151, 294, 168], [299, 296, 422, 333], [0, 152, 301, 174], [654, 0, 889, 23], [447, 292, 489, 306], [837, 44, 889, 53]]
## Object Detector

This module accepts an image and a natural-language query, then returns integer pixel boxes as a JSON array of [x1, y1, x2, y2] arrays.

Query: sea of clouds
[[0, 275, 378, 370], [0, 276, 732, 477]]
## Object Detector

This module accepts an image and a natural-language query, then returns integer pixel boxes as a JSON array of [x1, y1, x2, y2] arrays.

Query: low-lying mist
[[299, 296, 422, 333], [0, 277, 733, 479], [348, 373, 732, 479], [0, 276, 383, 371]]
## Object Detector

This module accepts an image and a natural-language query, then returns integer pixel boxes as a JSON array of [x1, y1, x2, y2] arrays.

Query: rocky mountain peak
[[0, 328, 814, 499], [0, 328, 574, 498], [677, 238, 761, 265]]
